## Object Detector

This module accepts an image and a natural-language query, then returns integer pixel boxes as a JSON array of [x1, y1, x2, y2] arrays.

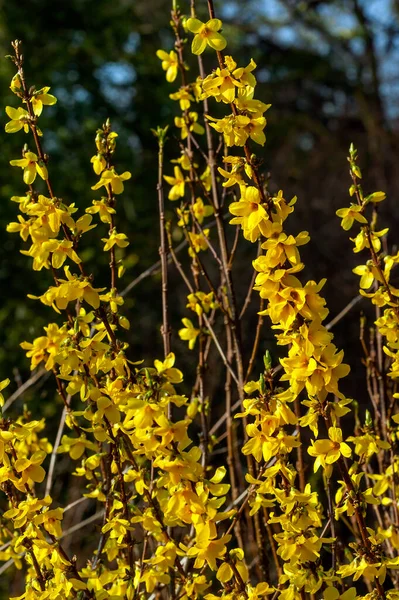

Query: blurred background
[[0, 0, 398, 586]]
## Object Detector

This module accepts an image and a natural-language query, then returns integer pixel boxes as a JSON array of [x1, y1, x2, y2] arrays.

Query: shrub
[[1, 2, 399, 599]]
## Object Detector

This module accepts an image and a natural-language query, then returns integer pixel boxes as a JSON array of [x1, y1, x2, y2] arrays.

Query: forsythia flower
[[175, 112, 205, 139], [156, 49, 179, 82], [31, 86, 57, 116], [192, 197, 213, 223], [5, 106, 30, 133], [184, 521, 231, 569], [102, 230, 129, 251], [10, 151, 48, 184], [164, 166, 185, 200], [336, 204, 367, 230], [186, 18, 227, 55], [308, 426, 351, 473], [0, 378, 10, 407], [179, 318, 200, 350], [188, 229, 210, 256], [92, 168, 131, 194]]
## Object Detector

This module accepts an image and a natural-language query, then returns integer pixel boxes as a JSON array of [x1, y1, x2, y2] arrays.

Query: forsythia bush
[[1, 1, 399, 599]]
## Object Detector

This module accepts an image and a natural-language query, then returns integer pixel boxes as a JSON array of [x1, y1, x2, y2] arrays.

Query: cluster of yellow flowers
[[2, 2, 399, 600]]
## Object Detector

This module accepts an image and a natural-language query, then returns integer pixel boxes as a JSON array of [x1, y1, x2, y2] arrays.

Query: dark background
[[0, 0, 398, 589]]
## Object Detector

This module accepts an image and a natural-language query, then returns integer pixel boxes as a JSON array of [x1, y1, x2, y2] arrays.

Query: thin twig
[[3, 368, 49, 413]]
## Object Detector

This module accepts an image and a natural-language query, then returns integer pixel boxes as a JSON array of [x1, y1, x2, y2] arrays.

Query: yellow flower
[[0, 378, 10, 408], [186, 18, 227, 55], [175, 112, 205, 139], [201, 56, 260, 103], [57, 435, 97, 460], [99, 288, 124, 313], [92, 168, 131, 194], [185, 521, 231, 569], [5, 106, 30, 133], [14, 450, 46, 485], [207, 113, 266, 147], [229, 185, 268, 242], [101, 229, 129, 251], [336, 204, 367, 230], [156, 49, 179, 82], [33, 507, 64, 538], [164, 166, 185, 200], [186, 291, 217, 316], [86, 199, 116, 223], [353, 262, 382, 289], [188, 229, 210, 257], [10, 151, 48, 185], [347, 432, 390, 459], [350, 227, 388, 253], [90, 153, 107, 175], [179, 318, 200, 350], [154, 352, 183, 384], [308, 426, 351, 473], [323, 588, 357, 600], [31, 86, 57, 116], [170, 88, 194, 110], [192, 197, 213, 223], [42, 239, 81, 269]]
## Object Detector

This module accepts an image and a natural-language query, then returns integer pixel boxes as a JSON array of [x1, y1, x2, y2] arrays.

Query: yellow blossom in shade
[[5, 106, 30, 133], [185, 521, 231, 569], [179, 318, 200, 350], [188, 229, 210, 257], [72, 213, 97, 236], [0, 378, 10, 407], [6, 215, 32, 241], [207, 113, 266, 147], [57, 434, 97, 460], [170, 88, 194, 110], [10, 151, 48, 184], [14, 450, 46, 485], [201, 165, 212, 191], [91, 168, 131, 194], [156, 49, 179, 82], [177, 206, 190, 226], [90, 153, 107, 175], [175, 112, 205, 139], [308, 426, 351, 473], [164, 166, 185, 200], [186, 291, 218, 316], [186, 18, 227, 55], [202, 56, 259, 103], [28, 266, 104, 311], [101, 229, 129, 251], [171, 152, 196, 171], [99, 288, 124, 313], [86, 198, 116, 223], [33, 507, 64, 538], [353, 262, 382, 289], [229, 185, 269, 242], [336, 204, 368, 230], [246, 583, 274, 599], [31, 86, 57, 116], [347, 432, 390, 458], [192, 197, 213, 223], [350, 227, 388, 254], [262, 230, 310, 268], [154, 352, 183, 384], [234, 87, 271, 115], [42, 239, 81, 269], [218, 164, 244, 187], [10, 72, 22, 93], [323, 588, 357, 600]]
